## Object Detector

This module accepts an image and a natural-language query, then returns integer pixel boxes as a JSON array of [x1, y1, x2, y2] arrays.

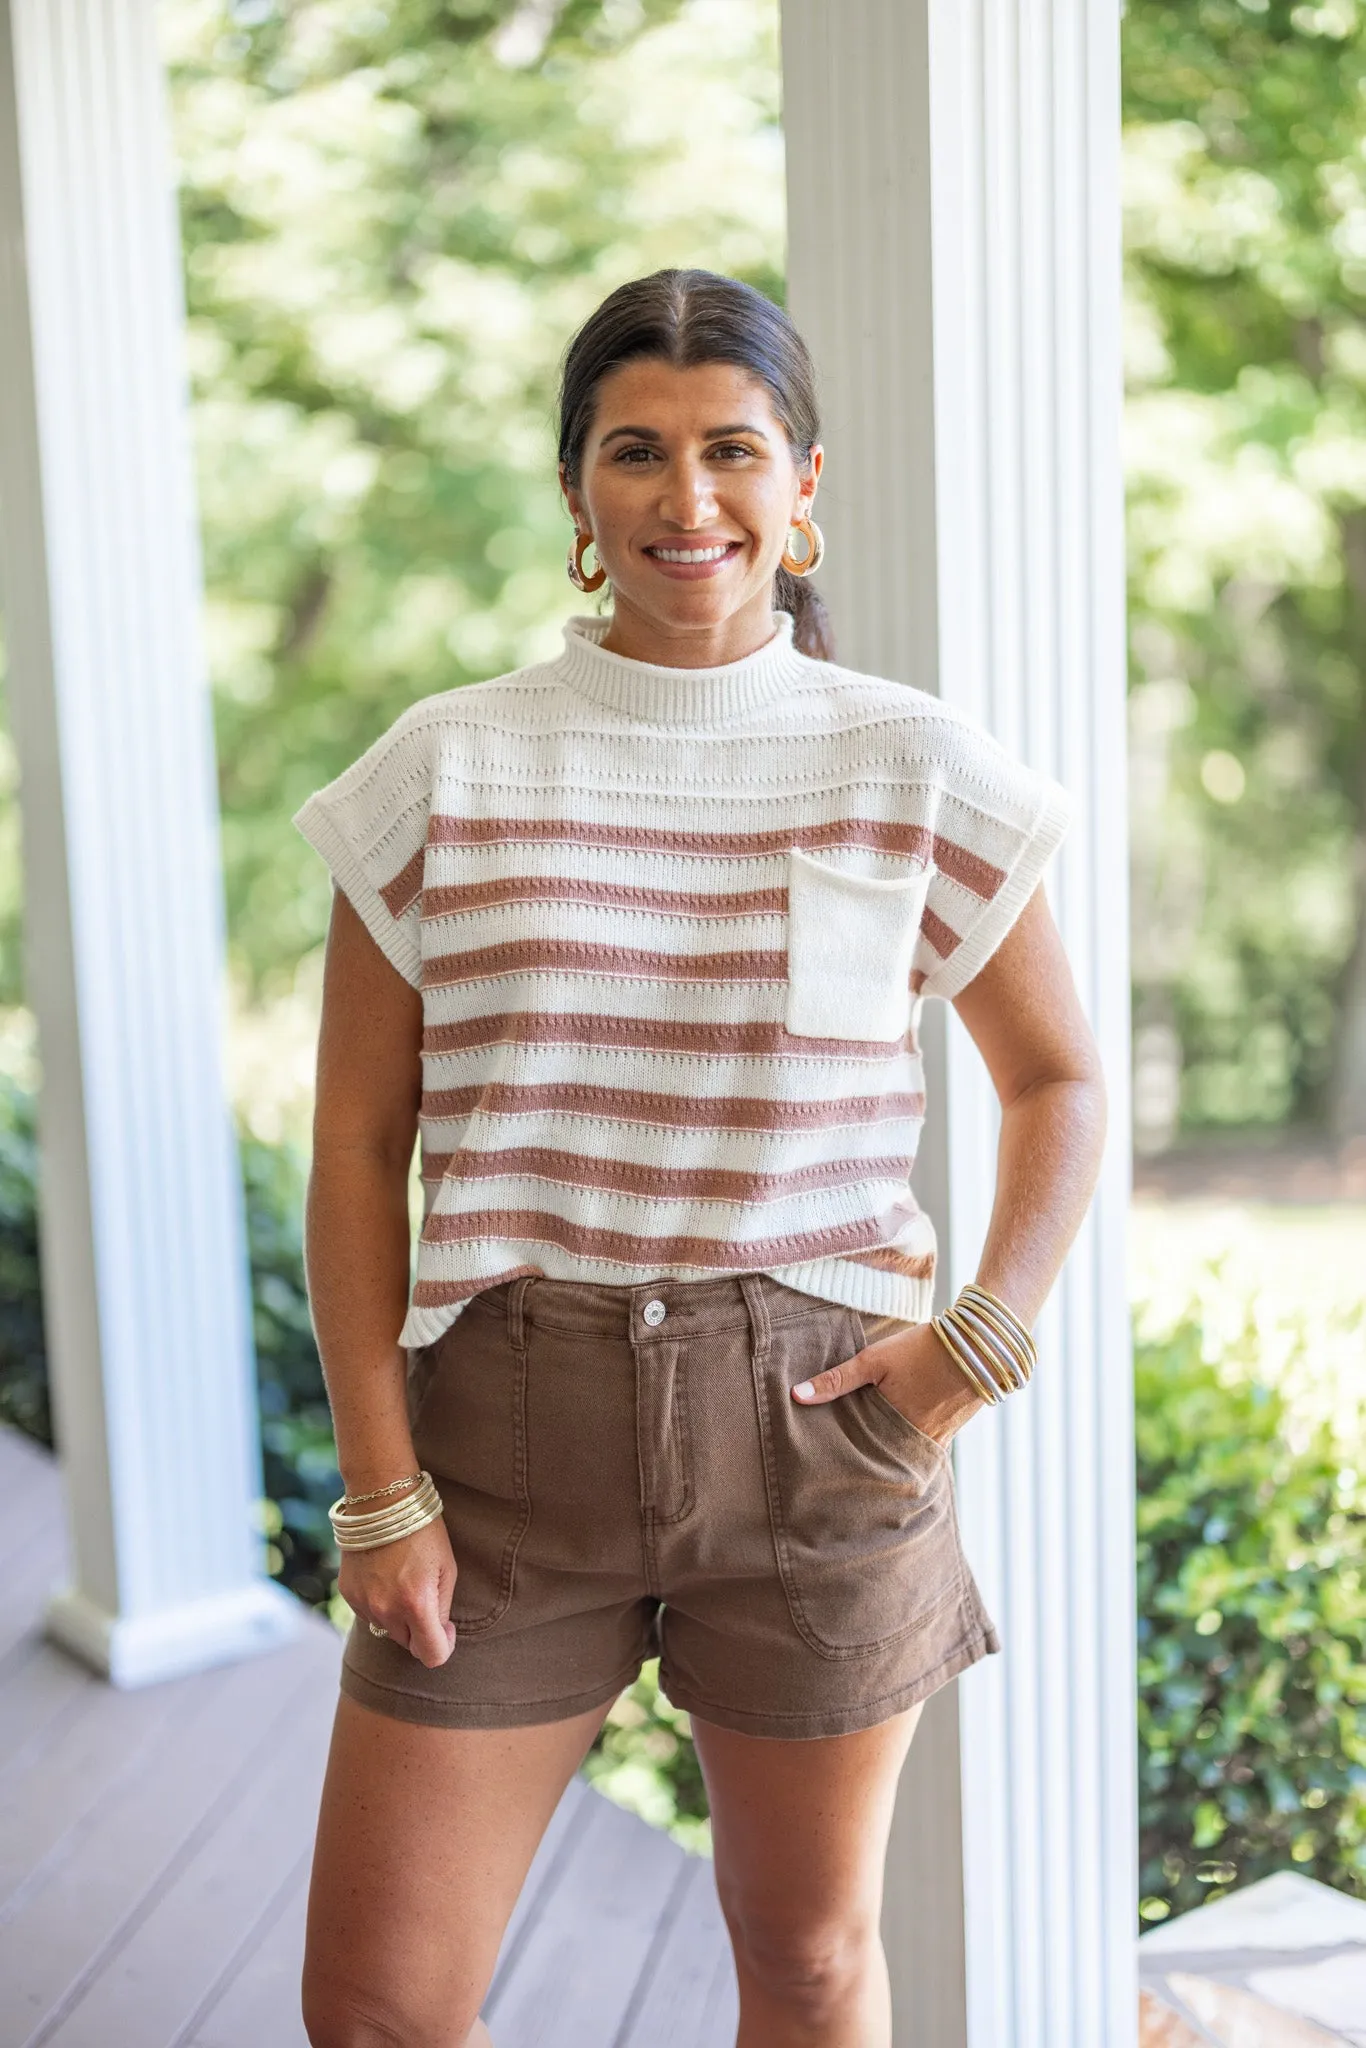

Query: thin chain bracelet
[[337, 1470, 424, 1508]]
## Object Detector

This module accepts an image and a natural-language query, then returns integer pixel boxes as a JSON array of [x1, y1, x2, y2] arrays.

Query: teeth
[[648, 544, 733, 564]]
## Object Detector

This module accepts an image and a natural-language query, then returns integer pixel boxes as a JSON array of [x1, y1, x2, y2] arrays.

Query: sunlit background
[[1, 0, 1364, 1930]]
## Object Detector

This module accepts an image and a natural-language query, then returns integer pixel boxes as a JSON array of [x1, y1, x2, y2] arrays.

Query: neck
[[598, 586, 783, 670]]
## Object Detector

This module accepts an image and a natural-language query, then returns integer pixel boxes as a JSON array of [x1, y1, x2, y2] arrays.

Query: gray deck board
[[615, 1855, 740, 2047], [0, 1424, 736, 2046], [482, 1788, 692, 2046]]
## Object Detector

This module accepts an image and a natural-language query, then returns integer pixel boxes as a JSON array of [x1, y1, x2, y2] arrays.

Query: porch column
[[780, 3, 1137, 2042], [0, 0, 296, 1684]]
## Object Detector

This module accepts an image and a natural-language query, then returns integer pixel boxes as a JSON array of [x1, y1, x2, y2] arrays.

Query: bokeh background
[[1, 0, 1365, 1930]]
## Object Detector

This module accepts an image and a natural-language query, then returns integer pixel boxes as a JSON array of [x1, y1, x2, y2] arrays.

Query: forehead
[[587, 358, 782, 438]]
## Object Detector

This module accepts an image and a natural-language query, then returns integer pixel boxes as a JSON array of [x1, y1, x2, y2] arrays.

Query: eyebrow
[[598, 422, 771, 447]]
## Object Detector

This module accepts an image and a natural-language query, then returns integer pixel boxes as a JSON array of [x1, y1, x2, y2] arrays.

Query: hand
[[338, 1515, 458, 1667], [792, 1320, 988, 1448]]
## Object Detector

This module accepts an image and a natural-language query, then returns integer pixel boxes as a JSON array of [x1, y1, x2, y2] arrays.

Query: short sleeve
[[291, 709, 432, 989], [912, 720, 1074, 1003]]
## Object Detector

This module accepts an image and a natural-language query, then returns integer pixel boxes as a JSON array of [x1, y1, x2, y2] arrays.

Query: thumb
[[792, 1348, 872, 1407]]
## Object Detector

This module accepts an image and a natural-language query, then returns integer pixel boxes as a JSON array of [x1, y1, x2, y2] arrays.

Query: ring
[[368, 1622, 389, 1637]]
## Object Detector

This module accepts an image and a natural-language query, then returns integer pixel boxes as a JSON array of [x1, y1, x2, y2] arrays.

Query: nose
[[657, 456, 719, 531]]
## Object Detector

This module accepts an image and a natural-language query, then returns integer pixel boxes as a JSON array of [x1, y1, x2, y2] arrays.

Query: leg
[[301, 1692, 612, 2048], [692, 1702, 924, 2048]]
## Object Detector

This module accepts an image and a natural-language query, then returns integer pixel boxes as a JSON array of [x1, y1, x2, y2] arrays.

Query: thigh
[[302, 1692, 611, 2046], [692, 1703, 924, 1936]]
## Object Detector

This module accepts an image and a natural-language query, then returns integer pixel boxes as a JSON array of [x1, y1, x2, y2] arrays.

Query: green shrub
[[0, 1075, 47, 1444], [1135, 1311, 1366, 1922], [583, 1659, 712, 1854]]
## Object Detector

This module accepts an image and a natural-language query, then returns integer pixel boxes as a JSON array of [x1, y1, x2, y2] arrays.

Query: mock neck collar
[[554, 610, 801, 724]]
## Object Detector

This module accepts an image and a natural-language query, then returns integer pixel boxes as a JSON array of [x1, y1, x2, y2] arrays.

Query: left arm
[[792, 885, 1107, 1443]]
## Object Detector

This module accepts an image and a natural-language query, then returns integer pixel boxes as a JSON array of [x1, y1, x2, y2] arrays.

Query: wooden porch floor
[[0, 1424, 738, 2047]]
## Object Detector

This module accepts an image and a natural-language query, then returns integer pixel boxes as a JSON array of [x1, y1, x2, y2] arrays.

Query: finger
[[407, 1593, 456, 1668], [792, 1349, 872, 1406]]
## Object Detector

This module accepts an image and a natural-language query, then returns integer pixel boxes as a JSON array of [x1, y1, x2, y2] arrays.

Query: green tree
[[159, 0, 782, 1002], [1123, 0, 1366, 1140]]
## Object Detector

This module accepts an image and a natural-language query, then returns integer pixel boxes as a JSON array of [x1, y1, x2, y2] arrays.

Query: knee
[[301, 1979, 482, 2048], [723, 1898, 880, 2020]]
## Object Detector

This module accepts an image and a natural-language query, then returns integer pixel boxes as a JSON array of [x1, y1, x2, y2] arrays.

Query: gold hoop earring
[[567, 530, 607, 593], [780, 516, 824, 577]]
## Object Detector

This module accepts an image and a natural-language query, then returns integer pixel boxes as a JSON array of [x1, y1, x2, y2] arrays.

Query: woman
[[295, 268, 1106, 2048]]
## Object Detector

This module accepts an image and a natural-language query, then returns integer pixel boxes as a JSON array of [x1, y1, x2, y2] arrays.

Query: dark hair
[[557, 268, 835, 662]]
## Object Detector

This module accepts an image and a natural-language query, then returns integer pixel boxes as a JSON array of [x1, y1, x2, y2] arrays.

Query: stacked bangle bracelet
[[328, 1469, 445, 1551], [930, 1284, 1038, 1406]]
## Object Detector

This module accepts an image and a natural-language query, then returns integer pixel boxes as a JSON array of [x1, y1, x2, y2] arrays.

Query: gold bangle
[[942, 1306, 1017, 1397], [960, 1285, 1037, 1371], [329, 1472, 444, 1550], [331, 1482, 438, 1531], [955, 1291, 1035, 1385], [930, 1313, 1000, 1404], [332, 1494, 444, 1551], [949, 1302, 1031, 1391]]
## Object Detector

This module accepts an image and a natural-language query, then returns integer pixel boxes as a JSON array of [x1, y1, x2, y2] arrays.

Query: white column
[[0, 0, 296, 1685], [781, 4, 1136, 2043]]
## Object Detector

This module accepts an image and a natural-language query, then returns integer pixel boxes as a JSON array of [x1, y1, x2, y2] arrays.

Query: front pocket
[[754, 1307, 965, 1660], [784, 847, 933, 1042], [408, 1321, 531, 1634]]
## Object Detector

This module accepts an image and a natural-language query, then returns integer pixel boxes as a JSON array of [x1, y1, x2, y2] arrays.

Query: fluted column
[[0, 0, 296, 1683], [780, 3, 1136, 2042]]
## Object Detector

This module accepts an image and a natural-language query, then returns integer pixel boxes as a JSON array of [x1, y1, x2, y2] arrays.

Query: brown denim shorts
[[339, 1272, 1001, 1740]]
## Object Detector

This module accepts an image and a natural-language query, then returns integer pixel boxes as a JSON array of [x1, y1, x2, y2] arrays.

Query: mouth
[[642, 539, 744, 577]]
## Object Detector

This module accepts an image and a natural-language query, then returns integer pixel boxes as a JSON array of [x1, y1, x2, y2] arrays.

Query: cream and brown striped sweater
[[293, 610, 1072, 1353]]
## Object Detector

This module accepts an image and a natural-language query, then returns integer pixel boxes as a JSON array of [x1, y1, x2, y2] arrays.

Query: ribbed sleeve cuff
[[919, 780, 1074, 1003], [292, 794, 424, 990]]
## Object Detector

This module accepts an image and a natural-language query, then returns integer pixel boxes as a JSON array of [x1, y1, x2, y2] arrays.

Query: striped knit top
[[292, 610, 1072, 1354]]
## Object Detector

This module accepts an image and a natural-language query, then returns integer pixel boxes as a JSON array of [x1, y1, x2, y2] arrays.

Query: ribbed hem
[[555, 609, 803, 724], [397, 1252, 935, 1354], [761, 1255, 935, 1326]]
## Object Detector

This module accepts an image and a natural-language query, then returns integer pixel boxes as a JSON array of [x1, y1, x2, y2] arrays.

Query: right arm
[[305, 884, 456, 1666]]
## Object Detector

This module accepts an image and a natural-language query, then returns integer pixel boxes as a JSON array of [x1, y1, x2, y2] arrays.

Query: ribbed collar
[[554, 610, 802, 724]]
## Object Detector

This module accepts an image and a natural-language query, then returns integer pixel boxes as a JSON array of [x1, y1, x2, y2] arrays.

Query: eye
[[711, 442, 759, 462], [612, 444, 659, 465]]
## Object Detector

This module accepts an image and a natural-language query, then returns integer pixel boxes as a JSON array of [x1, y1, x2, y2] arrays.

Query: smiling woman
[[557, 271, 835, 665], [291, 268, 1106, 2048]]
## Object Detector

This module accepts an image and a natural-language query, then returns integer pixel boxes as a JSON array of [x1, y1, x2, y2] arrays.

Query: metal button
[[642, 1298, 667, 1327]]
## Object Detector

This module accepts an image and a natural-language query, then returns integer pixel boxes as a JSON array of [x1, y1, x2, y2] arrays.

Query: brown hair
[[557, 268, 835, 662]]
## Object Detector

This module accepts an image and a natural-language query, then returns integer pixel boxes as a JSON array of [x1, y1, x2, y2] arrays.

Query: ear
[[559, 463, 587, 534], [794, 443, 824, 518]]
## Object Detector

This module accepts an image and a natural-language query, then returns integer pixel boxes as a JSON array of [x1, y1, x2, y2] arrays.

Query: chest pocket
[[784, 845, 933, 1043]]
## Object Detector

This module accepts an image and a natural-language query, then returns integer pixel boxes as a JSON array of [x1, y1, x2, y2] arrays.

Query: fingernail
[[793, 1381, 815, 1401]]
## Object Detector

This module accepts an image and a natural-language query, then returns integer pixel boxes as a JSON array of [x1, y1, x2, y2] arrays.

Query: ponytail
[[774, 566, 836, 662]]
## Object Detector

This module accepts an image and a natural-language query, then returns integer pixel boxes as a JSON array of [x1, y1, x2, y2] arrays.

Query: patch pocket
[[408, 1320, 531, 1635], [784, 847, 933, 1042], [757, 1307, 964, 1660]]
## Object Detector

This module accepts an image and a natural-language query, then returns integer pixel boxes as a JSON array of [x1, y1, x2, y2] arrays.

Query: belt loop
[[738, 1272, 772, 1362], [507, 1274, 534, 1353]]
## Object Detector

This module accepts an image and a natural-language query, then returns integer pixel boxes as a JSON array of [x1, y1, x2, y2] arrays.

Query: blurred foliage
[[155, 0, 783, 1006], [1136, 1296, 1366, 1923], [1, 0, 1364, 1136], [241, 1129, 343, 1607], [1123, 1, 1366, 1138], [0, 1073, 48, 1445], [584, 1657, 712, 1853]]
